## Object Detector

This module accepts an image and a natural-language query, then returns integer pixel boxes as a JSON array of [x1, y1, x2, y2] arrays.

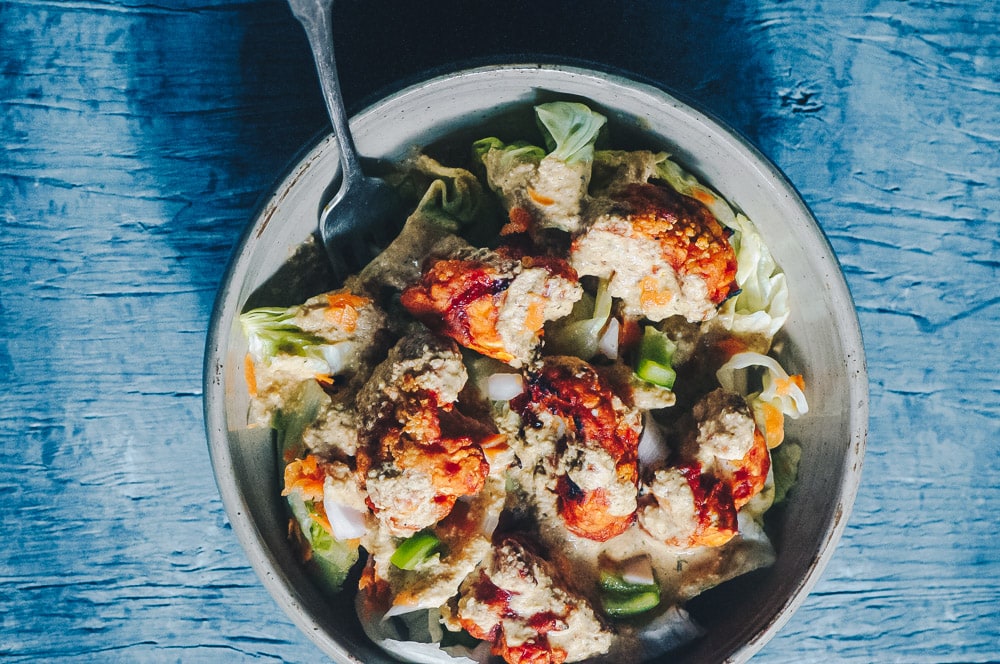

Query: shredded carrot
[[696, 527, 738, 548], [762, 402, 785, 449], [692, 188, 717, 207], [283, 455, 326, 501], [466, 297, 514, 362], [522, 297, 547, 333], [774, 374, 806, 396], [715, 336, 748, 360], [500, 206, 533, 235], [479, 433, 510, 463], [314, 373, 334, 387], [527, 187, 556, 206], [243, 353, 258, 397], [392, 590, 424, 608], [326, 291, 370, 309], [325, 292, 370, 333], [639, 275, 672, 310], [309, 501, 333, 536]]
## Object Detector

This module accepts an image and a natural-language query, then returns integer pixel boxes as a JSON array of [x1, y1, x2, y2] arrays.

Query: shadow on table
[[124, 0, 775, 314], [331, 0, 771, 142], [119, 1, 329, 315]]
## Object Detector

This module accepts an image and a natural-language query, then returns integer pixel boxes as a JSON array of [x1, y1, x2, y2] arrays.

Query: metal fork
[[287, 0, 401, 284]]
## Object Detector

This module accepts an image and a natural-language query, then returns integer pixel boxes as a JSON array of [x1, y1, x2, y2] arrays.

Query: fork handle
[[287, 0, 361, 184]]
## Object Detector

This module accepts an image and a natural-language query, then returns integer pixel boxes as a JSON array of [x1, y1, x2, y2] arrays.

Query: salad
[[239, 101, 808, 664]]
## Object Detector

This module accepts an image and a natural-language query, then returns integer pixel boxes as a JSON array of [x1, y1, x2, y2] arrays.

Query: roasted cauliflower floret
[[638, 463, 738, 548], [571, 182, 737, 323], [361, 479, 505, 615], [639, 388, 770, 548], [450, 536, 613, 664], [355, 328, 493, 536], [682, 388, 770, 509], [484, 152, 592, 236], [401, 247, 581, 368], [510, 356, 642, 541]]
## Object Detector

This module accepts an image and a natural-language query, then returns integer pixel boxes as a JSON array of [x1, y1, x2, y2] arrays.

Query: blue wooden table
[[2, 1, 997, 661]]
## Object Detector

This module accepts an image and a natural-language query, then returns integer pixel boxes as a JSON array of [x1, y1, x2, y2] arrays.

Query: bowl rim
[[203, 61, 868, 664]]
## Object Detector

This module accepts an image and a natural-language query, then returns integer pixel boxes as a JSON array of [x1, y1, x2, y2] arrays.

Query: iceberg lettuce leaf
[[356, 596, 488, 664], [272, 378, 326, 460], [401, 155, 493, 231], [715, 213, 790, 344], [274, 381, 359, 592], [472, 137, 545, 174], [286, 491, 359, 592], [535, 101, 607, 164], [771, 441, 802, 505], [716, 352, 808, 419], [591, 149, 669, 193], [240, 306, 326, 362]]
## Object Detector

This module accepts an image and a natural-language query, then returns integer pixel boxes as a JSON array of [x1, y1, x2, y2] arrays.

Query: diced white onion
[[320, 342, 353, 375], [717, 351, 808, 417], [637, 414, 670, 467], [381, 602, 426, 620], [323, 500, 367, 540], [621, 554, 656, 586], [479, 509, 500, 537], [598, 318, 620, 360], [486, 373, 525, 401]]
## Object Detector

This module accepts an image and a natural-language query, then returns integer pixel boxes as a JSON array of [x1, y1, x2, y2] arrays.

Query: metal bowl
[[204, 63, 867, 663]]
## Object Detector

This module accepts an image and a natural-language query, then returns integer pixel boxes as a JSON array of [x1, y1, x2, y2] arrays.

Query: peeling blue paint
[[2, 0, 998, 661]]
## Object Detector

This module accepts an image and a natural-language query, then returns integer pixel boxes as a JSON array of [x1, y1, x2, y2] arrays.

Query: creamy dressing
[[571, 213, 719, 323]]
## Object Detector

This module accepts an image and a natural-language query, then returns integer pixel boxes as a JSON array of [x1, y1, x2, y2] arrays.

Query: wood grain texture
[[1, 0, 997, 662]]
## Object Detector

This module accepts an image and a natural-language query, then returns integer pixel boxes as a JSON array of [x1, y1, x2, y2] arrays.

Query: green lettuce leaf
[[277, 381, 358, 593], [771, 441, 802, 505], [398, 154, 495, 232], [287, 492, 359, 592], [535, 101, 607, 164], [716, 351, 809, 419], [591, 149, 668, 193], [472, 137, 545, 173], [714, 213, 790, 344], [240, 306, 326, 362], [273, 379, 327, 461]]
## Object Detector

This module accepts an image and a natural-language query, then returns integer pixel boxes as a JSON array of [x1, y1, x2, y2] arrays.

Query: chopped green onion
[[599, 570, 659, 595], [635, 326, 677, 388], [390, 530, 442, 570], [599, 558, 661, 618], [601, 589, 661, 618], [636, 359, 677, 388], [535, 101, 607, 164]]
